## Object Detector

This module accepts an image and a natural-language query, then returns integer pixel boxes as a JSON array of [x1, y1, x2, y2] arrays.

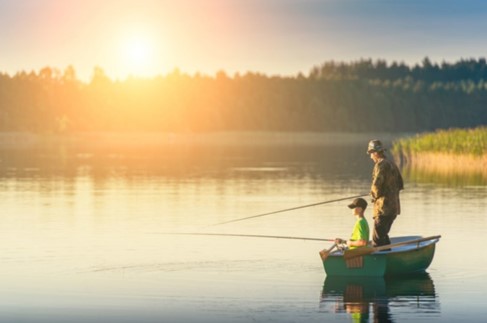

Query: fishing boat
[[321, 235, 441, 277]]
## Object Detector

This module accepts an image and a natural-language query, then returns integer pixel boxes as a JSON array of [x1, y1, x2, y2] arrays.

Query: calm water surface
[[0, 133, 486, 322]]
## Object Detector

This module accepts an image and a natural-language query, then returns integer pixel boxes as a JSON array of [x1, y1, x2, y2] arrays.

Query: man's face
[[369, 152, 380, 162]]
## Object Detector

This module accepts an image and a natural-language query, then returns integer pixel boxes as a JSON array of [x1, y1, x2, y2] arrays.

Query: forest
[[1, 57, 486, 133]]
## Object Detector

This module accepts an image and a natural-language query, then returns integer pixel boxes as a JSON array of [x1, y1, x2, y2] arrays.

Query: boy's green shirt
[[350, 217, 369, 249]]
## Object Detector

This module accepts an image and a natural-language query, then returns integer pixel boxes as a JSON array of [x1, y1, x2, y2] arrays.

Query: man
[[335, 197, 370, 249], [367, 139, 404, 247]]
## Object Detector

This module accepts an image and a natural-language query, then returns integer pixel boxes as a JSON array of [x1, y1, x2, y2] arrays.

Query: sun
[[127, 38, 151, 63], [120, 34, 156, 76]]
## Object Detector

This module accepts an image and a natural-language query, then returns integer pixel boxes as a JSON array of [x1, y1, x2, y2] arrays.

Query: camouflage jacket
[[370, 157, 404, 217]]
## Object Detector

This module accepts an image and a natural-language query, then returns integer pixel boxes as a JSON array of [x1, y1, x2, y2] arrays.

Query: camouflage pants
[[372, 214, 397, 247]]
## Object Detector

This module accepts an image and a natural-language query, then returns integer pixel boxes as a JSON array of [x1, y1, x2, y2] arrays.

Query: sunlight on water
[[0, 133, 486, 322]]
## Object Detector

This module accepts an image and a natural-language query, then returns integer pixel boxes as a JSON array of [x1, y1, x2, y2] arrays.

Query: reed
[[392, 127, 487, 179], [392, 126, 487, 156]]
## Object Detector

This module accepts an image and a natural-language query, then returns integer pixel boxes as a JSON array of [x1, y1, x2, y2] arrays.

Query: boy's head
[[348, 198, 368, 214]]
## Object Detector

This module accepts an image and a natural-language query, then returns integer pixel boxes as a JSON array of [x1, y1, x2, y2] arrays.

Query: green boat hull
[[385, 243, 436, 275], [323, 236, 438, 277]]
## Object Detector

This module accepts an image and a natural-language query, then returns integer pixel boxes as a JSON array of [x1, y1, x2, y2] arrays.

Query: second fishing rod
[[211, 193, 369, 226]]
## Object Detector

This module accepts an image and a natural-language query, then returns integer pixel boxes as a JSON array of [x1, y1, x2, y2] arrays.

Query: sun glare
[[120, 33, 157, 77], [127, 38, 150, 63]]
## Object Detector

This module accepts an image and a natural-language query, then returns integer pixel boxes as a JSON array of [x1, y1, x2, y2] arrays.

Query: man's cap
[[348, 198, 368, 210], [367, 139, 386, 154]]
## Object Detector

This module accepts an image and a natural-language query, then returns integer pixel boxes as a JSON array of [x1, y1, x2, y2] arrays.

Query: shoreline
[[0, 131, 408, 149]]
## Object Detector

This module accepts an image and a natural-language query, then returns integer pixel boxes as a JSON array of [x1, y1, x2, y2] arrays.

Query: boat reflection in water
[[320, 273, 440, 322]]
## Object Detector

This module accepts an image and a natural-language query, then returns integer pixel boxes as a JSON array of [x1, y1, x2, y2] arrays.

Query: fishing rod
[[212, 193, 369, 226], [161, 232, 335, 242]]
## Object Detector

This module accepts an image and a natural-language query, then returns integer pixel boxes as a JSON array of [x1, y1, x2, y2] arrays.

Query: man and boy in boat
[[336, 140, 404, 251]]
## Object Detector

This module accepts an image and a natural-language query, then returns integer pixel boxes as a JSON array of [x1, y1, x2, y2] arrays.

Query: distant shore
[[0, 131, 406, 149]]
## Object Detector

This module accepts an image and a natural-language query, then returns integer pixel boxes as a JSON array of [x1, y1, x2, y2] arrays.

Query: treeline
[[310, 57, 487, 83], [1, 57, 487, 133]]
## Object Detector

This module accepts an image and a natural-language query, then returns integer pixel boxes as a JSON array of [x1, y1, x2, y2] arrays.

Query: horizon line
[[2, 55, 487, 82]]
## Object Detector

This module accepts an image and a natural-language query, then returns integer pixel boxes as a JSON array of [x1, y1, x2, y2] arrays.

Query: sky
[[1, 0, 487, 81]]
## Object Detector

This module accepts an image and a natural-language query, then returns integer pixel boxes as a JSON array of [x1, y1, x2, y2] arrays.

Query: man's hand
[[370, 192, 376, 203]]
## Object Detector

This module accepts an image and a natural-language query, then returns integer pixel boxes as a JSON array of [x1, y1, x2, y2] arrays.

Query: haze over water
[[1, 132, 486, 322]]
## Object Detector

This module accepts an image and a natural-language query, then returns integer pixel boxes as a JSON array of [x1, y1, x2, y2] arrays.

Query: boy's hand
[[335, 238, 346, 244]]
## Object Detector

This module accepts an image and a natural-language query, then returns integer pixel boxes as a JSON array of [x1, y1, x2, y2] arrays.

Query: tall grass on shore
[[393, 126, 487, 157], [392, 127, 487, 182]]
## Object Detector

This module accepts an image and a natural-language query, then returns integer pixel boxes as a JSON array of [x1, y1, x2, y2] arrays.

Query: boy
[[336, 198, 370, 249]]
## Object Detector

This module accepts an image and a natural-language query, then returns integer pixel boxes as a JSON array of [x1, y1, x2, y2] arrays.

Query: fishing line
[[212, 193, 369, 226], [159, 232, 335, 242]]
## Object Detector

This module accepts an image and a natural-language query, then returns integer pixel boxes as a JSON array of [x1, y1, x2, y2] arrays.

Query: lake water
[[1, 132, 486, 323]]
